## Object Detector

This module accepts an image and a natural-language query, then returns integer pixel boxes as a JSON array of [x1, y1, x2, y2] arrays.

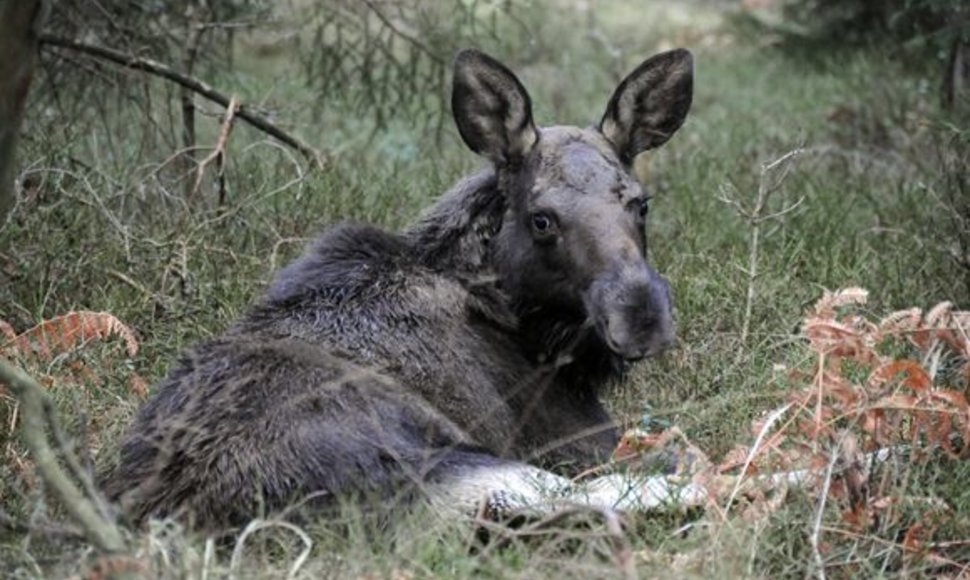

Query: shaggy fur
[[103, 48, 694, 528]]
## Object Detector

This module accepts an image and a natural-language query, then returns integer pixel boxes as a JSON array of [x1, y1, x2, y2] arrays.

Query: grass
[[1, 0, 968, 577]]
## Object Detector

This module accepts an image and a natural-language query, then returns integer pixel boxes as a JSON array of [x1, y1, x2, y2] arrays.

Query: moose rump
[[103, 47, 694, 529]]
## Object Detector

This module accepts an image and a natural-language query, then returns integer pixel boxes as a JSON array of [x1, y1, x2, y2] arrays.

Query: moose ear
[[599, 49, 694, 165], [452, 49, 538, 165]]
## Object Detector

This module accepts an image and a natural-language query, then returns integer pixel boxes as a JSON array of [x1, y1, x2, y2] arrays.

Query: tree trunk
[[943, 38, 969, 111], [0, 0, 45, 222]]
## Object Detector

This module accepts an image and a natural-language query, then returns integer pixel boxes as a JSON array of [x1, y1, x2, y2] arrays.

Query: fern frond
[[3, 311, 139, 360], [812, 287, 868, 318], [877, 307, 922, 335], [924, 301, 953, 328]]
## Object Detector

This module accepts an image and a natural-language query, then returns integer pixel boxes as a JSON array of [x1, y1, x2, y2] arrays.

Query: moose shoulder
[[104, 48, 694, 529]]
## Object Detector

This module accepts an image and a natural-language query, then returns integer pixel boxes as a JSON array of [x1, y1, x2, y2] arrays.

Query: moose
[[103, 48, 694, 529]]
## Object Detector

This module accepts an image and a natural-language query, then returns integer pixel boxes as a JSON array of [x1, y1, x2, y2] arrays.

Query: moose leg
[[423, 451, 706, 520]]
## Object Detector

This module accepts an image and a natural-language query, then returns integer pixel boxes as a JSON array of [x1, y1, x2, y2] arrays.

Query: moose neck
[[511, 300, 623, 387], [407, 166, 624, 389], [407, 168, 506, 275]]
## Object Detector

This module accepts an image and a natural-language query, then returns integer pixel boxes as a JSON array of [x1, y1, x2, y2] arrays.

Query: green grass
[[2, 0, 968, 577]]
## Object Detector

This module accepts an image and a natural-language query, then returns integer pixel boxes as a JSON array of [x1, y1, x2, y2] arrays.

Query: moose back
[[104, 48, 694, 528]]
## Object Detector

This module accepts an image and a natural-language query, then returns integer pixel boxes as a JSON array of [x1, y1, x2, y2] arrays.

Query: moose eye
[[530, 212, 556, 235], [636, 196, 651, 218]]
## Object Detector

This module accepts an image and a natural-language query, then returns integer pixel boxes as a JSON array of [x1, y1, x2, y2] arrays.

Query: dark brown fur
[[103, 48, 694, 528]]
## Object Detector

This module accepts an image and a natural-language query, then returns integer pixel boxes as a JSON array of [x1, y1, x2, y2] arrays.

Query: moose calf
[[104, 48, 694, 529]]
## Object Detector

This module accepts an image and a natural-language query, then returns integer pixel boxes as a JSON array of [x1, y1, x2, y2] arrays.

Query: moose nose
[[588, 264, 675, 360]]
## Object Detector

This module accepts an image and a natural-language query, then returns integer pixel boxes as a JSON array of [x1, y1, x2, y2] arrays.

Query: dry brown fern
[[0, 311, 149, 487], [709, 288, 970, 566], [721, 289, 970, 472], [597, 288, 969, 571], [1, 311, 139, 360], [0, 311, 146, 395]]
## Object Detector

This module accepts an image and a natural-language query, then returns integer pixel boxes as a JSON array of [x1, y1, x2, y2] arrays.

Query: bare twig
[[28, 166, 133, 259], [0, 359, 126, 553], [723, 402, 794, 513], [107, 268, 159, 306], [192, 95, 239, 201], [742, 149, 802, 346], [719, 148, 805, 349], [0, 508, 84, 539], [179, 11, 209, 198], [38, 34, 327, 169], [810, 445, 840, 580]]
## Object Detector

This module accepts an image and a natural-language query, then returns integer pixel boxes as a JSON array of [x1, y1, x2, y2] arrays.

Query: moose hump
[[103, 48, 693, 529]]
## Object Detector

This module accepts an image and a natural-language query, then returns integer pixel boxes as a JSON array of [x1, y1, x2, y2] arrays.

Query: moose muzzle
[[585, 262, 674, 361]]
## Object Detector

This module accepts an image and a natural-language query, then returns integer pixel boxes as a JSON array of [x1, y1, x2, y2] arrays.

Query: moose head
[[451, 49, 693, 361]]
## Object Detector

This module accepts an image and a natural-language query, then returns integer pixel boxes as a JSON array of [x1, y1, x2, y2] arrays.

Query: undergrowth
[[1, 0, 967, 577]]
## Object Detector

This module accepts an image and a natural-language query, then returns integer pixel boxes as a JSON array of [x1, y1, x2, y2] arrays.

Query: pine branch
[[38, 34, 327, 169]]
